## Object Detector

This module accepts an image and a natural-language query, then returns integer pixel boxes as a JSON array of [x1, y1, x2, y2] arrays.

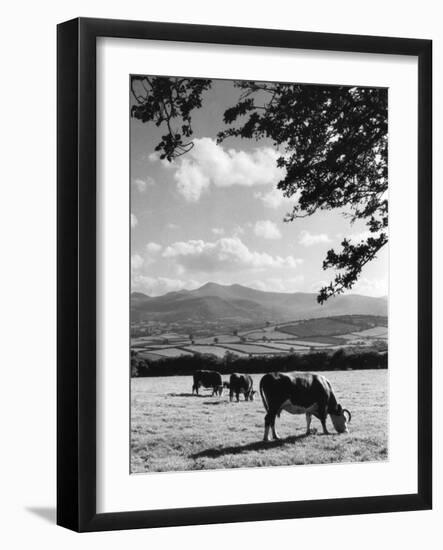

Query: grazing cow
[[192, 370, 223, 396], [259, 372, 351, 441], [229, 373, 256, 402]]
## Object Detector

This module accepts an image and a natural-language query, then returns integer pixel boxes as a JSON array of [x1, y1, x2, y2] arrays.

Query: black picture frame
[[57, 17, 432, 532]]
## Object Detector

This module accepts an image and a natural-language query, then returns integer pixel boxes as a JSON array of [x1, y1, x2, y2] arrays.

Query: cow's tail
[[259, 375, 269, 412]]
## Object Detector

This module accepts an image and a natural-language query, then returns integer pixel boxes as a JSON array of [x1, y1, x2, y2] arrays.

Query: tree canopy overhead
[[131, 76, 388, 303], [131, 76, 212, 161]]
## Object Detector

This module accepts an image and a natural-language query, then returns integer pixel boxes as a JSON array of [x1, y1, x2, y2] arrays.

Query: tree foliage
[[131, 76, 211, 161], [131, 77, 388, 302], [131, 347, 388, 377]]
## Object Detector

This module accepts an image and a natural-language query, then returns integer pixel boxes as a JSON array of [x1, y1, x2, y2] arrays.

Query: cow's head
[[329, 404, 351, 433], [223, 381, 230, 389]]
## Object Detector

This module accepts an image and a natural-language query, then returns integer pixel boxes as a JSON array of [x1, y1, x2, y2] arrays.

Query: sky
[[130, 78, 388, 298]]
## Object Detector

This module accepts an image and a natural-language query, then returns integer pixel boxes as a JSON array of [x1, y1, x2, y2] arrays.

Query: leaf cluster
[[131, 76, 211, 161]]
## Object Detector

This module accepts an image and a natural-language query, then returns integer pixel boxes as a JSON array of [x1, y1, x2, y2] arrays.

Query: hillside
[[131, 282, 387, 324]]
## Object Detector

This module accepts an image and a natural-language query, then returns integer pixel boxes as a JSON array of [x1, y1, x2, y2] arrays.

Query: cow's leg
[[319, 410, 330, 435], [263, 412, 272, 441], [263, 409, 280, 440], [236, 392, 240, 403], [305, 413, 312, 435], [229, 390, 234, 402], [270, 413, 280, 440], [320, 419, 329, 435]]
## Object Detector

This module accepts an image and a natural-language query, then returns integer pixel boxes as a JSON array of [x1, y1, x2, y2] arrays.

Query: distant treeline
[[131, 348, 388, 377]]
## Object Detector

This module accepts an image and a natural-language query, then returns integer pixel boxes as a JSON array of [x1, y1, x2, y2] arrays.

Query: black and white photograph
[[0, 0, 437, 543], [130, 75, 389, 473]]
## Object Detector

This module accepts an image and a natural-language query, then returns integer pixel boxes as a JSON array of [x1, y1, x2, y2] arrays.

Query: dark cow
[[259, 372, 351, 441], [229, 373, 256, 402], [192, 370, 223, 396]]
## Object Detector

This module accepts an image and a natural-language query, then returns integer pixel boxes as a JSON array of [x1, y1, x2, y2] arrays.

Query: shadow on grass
[[202, 401, 229, 406], [190, 434, 309, 459]]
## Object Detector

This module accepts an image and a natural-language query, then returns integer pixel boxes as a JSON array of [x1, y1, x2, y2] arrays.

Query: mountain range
[[131, 282, 387, 324]]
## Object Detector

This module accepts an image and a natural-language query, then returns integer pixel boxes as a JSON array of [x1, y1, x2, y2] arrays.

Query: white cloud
[[146, 242, 162, 253], [347, 230, 373, 242], [132, 176, 156, 192], [175, 159, 210, 201], [169, 138, 284, 201], [351, 277, 388, 297], [167, 223, 179, 230], [309, 280, 328, 293], [254, 188, 294, 209], [232, 225, 245, 237], [131, 213, 138, 228], [131, 275, 200, 297], [335, 230, 376, 243], [162, 236, 301, 273], [147, 152, 172, 167], [299, 230, 331, 247], [307, 276, 388, 297], [131, 253, 144, 271], [254, 220, 282, 240], [211, 227, 225, 236]]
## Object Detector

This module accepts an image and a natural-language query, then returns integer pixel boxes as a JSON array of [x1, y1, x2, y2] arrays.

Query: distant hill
[[131, 282, 387, 324]]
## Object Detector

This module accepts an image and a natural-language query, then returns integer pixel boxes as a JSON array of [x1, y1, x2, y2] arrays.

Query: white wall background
[[0, 1, 440, 547]]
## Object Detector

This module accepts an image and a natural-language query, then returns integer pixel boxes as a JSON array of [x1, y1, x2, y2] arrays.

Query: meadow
[[131, 369, 388, 473]]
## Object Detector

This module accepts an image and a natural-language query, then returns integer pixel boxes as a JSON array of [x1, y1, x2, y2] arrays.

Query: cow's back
[[193, 370, 204, 384], [260, 371, 330, 410], [286, 372, 333, 402], [198, 369, 222, 387], [230, 372, 252, 391]]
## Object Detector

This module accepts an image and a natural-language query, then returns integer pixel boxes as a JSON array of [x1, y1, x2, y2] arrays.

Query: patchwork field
[[194, 335, 241, 345], [282, 337, 341, 346], [352, 326, 388, 338], [280, 318, 357, 338], [243, 329, 295, 341], [254, 342, 308, 351], [131, 369, 388, 473], [131, 316, 388, 363], [221, 343, 287, 355]]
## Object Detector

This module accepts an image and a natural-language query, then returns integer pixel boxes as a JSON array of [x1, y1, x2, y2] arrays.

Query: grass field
[[245, 330, 295, 341], [194, 335, 241, 344], [255, 342, 307, 351], [350, 326, 388, 338], [131, 370, 388, 473], [138, 348, 193, 359], [222, 343, 286, 355], [281, 338, 332, 347]]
